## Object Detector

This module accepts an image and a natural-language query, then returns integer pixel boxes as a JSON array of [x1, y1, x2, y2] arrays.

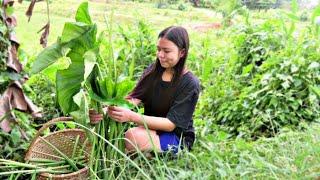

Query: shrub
[[197, 21, 320, 139]]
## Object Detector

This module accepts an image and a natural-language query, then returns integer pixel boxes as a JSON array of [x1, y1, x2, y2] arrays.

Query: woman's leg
[[125, 126, 161, 152]]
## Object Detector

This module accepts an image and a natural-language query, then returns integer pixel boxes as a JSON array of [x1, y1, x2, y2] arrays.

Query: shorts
[[158, 131, 180, 153]]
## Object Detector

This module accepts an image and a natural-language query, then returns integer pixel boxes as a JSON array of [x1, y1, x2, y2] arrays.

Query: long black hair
[[128, 26, 190, 100], [153, 26, 190, 84]]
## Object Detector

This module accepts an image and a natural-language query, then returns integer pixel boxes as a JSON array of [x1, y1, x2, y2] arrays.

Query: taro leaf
[[42, 57, 71, 82], [25, 0, 36, 22], [75, 2, 92, 25], [97, 78, 108, 98], [105, 77, 115, 99], [56, 61, 83, 114], [88, 89, 133, 109], [60, 22, 93, 44], [70, 89, 90, 126], [31, 43, 63, 74], [83, 49, 97, 85], [56, 24, 97, 114], [56, 47, 97, 114], [115, 77, 135, 99]]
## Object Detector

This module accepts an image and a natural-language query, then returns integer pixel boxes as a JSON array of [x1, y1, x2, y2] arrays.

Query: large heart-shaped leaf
[[56, 60, 84, 114], [30, 43, 63, 74], [60, 22, 93, 44], [75, 2, 92, 25]]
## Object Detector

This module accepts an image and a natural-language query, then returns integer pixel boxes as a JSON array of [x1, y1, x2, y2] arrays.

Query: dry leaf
[[38, 22, 50, 48], [7, 44, 22, 72], [25, 0, 36, 22]]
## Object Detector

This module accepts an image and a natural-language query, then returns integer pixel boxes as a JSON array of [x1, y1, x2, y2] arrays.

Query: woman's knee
[[124, 127, 160, 151]]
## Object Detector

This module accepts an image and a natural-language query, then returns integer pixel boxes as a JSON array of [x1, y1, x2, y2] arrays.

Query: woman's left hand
[[107, 106, 134, 123]]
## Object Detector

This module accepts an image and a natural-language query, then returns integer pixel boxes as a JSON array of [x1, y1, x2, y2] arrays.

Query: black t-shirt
[[129, 66, 200, 150]]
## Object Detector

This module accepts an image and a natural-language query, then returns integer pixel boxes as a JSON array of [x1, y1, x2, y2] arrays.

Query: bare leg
[[125, 126, 161, 153]]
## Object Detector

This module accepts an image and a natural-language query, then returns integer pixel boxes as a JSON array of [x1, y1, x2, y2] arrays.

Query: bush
[[197, 21, 320, 139]]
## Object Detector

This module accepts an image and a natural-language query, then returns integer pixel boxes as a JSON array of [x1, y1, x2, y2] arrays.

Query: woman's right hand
[[89, 109, 103, 124]]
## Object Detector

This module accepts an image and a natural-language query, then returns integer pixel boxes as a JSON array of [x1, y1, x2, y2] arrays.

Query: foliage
[[154, 0, 192, 11], [0, 0, 44, 166], [242, 0, 281, 10], [198, 15, 320, 139], [117, 20, 156, 79], [24, 74, 60, 122], [0, 111, 35, 162], [31, 2, 138, 178]]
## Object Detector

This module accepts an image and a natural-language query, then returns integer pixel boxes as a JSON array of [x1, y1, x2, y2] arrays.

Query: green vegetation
[[0, 0, 319, 179]]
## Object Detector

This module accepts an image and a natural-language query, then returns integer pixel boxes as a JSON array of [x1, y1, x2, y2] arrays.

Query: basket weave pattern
[[25, 117, 91, 180]]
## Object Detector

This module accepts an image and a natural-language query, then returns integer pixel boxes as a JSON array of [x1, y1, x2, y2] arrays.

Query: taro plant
[[30, 2, 138, 178]]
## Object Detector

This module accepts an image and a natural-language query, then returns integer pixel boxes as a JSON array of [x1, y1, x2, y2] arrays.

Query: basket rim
[[39, 166, 89, 178], [36, 128, 86, 140]]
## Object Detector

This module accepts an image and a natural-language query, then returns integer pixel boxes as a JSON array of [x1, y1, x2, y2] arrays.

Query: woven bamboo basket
[[25, 117, 92, 180]]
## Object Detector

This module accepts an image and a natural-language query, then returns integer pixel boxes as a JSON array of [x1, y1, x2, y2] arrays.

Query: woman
[[91, 26, 200, 153]]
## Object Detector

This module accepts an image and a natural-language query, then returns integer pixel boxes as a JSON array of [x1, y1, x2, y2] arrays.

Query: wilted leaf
[[25, 0, 36, 22], [3, 0, 14, 6], [7, 45, 22, 73], [38, 22, 50, 48], [5, 16, 17, 28]]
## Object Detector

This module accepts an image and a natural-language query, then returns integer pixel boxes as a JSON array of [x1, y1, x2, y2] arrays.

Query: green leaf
[[60, 22, 93, 44], [70, 89, 90, 126], [97, 78, 108, 98], [31, 43, 63, 74], [309, 85, 320, 98], [291, 0, 299, 14], [105, 78, 115, 98], [115, 77, 135, 98], [83, 50, 97, 84], [284, 12, 300, 22], [242, 64, 253, 75], [311, 6, 320, 24], [75, 2, 92, 24], [42, 56, 71, 82], [5, 6, 14, 16], [56, 24, 98, 114], [56, 61, 84, 114], [56, 122, 65, 130], [10, 127, 21, 146]]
